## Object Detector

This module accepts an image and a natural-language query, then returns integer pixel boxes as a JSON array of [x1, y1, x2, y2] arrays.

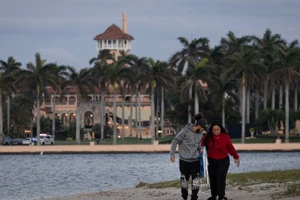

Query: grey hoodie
[[170, 123, 204, 162]]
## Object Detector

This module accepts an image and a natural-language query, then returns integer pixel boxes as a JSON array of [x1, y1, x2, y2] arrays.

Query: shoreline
[[45, 182, 298, 200], [1, 143, 300, 154]]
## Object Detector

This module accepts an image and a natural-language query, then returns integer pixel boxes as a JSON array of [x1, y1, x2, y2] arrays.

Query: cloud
[[1, 0, 300, 69], [37, 48, 81, 67]]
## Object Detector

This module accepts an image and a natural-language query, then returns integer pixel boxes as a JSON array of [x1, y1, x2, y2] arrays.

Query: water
[[0, 152, 299, 200]]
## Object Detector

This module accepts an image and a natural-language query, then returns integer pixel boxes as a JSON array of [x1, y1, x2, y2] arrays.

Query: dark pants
[[179, 159, 200, 200], [207, 156, 230, 198]]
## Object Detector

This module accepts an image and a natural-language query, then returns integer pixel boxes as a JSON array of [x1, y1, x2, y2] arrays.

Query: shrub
[[66, 137, 73, 141]]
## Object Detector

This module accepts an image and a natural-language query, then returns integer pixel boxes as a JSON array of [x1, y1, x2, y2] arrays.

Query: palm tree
[[209, 77, 239, 127], [90, 51, 115, 141], [170, 37, 210, 122], [89, 49, 114, 65], [9, 96, 33, 137], [221, 31, 251, 54], [62, 67, 96, 144], [15, 53, 57, 145], [221, 31, 251, 117], [177, 58, 216, 119], [104, 62, 131, 144], [0, 73, 15, 143], [124, 55, 149, 138], [252, 28, 285, 110], [269, 40, 300, 143], [223, 46, 262, 143], [90, 61, 109, 141], [0, 57, 22, 137], [52, 65, 68, 140], [140, 58, 174, 143]]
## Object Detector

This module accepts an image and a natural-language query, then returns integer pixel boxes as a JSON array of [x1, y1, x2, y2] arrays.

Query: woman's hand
[[170, 156, 175, 163], [234, 158, 240, 167]]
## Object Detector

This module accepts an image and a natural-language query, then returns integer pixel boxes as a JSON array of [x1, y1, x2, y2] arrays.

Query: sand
[[45, 182, 299, 200]]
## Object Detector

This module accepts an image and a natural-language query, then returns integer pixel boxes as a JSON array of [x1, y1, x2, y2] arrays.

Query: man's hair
[[194, 113, 207, 128]]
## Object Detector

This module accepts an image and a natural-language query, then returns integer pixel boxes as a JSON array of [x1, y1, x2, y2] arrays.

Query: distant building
[[93, 13, 134, 60], [38, 13, 177, 140]]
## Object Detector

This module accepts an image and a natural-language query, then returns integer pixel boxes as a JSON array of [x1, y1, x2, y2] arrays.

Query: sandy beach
[[45, 182, 299, 200]]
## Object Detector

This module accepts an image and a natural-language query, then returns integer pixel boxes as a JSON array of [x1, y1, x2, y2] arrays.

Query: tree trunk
[[279, 85, 283, 109], [52, 93, 56, 139], [113, 92, 117, 145], [138, 91, 142, 140], [194, 83, 199, 114], [222, 94, 225, 128], [0, 90, 3, 145], [135, 89, 138, 137], [155, 95, 159, 139], [263, 80, 268, 109], [255, 90, 259, 119], [246, 87, 250, 123], [241, 82, 246, 143], [121, 95, 125, 140], [129, 92, 133, 137], [36, 93, 41, 146], [7, 96, 10, 137], [188, 86, 192, 123], [100, 91, 104, 140], [239, 85, 242, 114], [161, 88, 165, 139], [271, 87, 275, 110], [285, 82, 289, 143], [75, 95, 80, 144], [294, 84, 298, 111], [151, 83, 155, 144]]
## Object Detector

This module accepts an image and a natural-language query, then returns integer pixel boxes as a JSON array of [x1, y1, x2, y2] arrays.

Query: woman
[[201, 121, 240, 200], [170, 113, 207, 200]]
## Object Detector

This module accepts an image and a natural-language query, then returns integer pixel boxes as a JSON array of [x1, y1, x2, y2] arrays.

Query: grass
[[52, 134, 300, 145], [232, 135, 300, 143], [54, 136, 153, 145], [136, 169, 300, 198]]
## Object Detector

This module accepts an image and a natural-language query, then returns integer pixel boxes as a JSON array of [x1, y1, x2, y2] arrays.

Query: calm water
[[0, 152, 300, 200]]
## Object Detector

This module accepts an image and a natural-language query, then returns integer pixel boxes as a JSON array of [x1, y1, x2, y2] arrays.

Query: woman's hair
[[207, 120, 227, 134], [204, 120, 228, 151]]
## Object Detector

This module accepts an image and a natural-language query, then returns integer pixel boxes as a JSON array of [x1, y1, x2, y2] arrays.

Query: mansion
[[39, 13, 176, 139]]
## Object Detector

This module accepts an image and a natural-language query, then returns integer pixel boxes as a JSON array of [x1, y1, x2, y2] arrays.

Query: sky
[[1, 0, 300, 70]]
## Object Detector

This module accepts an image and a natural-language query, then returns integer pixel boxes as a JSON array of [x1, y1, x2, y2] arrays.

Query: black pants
[[207, 156, 230, 198], [179, 159, 200, 200]]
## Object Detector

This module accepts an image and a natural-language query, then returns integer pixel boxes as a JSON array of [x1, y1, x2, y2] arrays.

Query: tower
[[93, 13, 134, 60]]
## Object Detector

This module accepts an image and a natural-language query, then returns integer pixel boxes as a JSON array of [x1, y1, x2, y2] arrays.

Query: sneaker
[[218, 197, 228, 200], [207, 197, 217, 200]]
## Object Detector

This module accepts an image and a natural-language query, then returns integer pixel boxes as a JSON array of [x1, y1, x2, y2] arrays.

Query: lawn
[[53, 134, 300, 145]]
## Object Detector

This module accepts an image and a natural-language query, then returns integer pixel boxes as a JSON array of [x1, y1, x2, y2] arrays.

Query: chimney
[[122, 13, 127, 33]]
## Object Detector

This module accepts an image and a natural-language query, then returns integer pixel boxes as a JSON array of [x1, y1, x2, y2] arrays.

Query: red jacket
[[201, 133, 239, 160]]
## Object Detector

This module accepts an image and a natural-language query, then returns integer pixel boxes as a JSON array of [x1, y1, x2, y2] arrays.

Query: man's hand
[[170, 156, 175, 163]]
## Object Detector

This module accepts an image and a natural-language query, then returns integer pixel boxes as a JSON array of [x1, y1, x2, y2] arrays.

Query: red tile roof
[[93, 24, 134, 40]]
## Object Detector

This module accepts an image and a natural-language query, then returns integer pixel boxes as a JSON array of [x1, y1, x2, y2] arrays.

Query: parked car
[[40, 135, 54, 145], [22, 138, 32, 145], [11, 138, 23, 145], [2, 137, 12, 145]]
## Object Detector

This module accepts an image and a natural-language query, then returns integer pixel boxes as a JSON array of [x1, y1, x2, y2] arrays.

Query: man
[[170, 113, 207, 200]]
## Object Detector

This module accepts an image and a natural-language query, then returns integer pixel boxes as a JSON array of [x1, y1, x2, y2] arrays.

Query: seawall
[[1, 143, 300, 154]]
